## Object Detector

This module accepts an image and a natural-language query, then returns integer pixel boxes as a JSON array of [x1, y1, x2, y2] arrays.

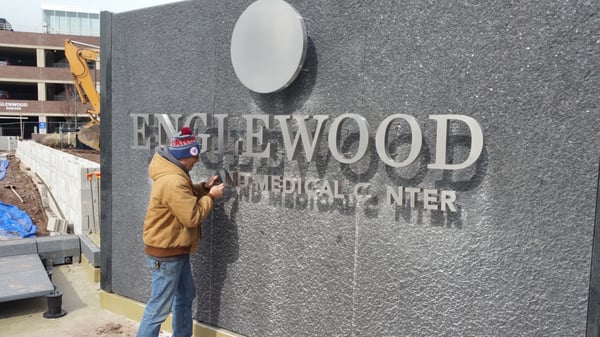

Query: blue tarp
[[0, 201, 37, 238], [0, 160, 8, 180]]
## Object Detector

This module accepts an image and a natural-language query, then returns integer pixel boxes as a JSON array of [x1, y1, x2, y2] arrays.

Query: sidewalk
[[0, 262, 143, 337]]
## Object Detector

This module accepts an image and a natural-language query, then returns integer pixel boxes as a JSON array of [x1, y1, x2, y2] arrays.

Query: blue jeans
[[136, 254, 196, 337]]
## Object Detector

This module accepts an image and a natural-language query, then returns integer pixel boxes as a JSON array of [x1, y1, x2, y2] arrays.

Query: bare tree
[[63, 84, 80, 130]]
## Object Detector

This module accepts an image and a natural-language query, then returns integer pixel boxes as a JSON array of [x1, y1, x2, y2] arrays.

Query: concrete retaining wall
[[16, 140, 100, 234]]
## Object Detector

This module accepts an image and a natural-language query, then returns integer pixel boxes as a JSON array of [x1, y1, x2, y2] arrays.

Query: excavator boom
[[64, 39, 101, 150]]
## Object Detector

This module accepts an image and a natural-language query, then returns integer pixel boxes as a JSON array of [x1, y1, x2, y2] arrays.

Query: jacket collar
[[157, 145, 189, 176]]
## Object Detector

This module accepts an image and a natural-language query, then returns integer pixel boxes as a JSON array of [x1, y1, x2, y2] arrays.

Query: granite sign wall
[[100, 1, 600, 336]]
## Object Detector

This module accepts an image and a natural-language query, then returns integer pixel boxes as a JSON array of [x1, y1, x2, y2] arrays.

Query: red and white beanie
[[168, 127, 200, 159]]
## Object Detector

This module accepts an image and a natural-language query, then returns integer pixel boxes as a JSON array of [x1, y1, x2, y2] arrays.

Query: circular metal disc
[[230, 0, 307, 94]]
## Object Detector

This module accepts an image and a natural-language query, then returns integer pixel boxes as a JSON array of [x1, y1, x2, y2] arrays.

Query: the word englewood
[[132, 113, 484, 170]]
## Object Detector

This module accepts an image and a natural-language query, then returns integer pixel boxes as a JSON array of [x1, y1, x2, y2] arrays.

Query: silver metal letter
[[132, 114, 150, 150], [423, 189, 438, 210], [242, 114, 272, 158], [271, 175, 282, 193], [214, 114, 229, 156], [405, 187, 420, 208], [440, 190, 457, 212], [283, 177, 297, 194], [385, 185, 404, 206], [156, 114, 179, 145], [427, 115, 484, 170], [328, 113, 369, 164], [275, 115, 329, 161], [353, 183, 371, 202], [375, 114, 422, 168], [304, 178, 319, 198]]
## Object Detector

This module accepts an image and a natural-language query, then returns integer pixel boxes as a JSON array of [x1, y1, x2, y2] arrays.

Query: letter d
[[427, 115, 484, 170]]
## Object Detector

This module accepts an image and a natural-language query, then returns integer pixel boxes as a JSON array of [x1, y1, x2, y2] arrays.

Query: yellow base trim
[[100, 291, 245, 337], [81, 254, 101, 283]]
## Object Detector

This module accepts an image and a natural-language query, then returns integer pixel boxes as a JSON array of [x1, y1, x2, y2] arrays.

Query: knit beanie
[[168, 126, 201, 159]]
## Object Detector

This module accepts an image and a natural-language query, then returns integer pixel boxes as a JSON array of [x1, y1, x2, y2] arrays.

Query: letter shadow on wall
[[250, 37, 317, 115], [388, 135, 487, 228], [435, 135, 488, 192], [385, 134, 431, 186], [340, 133, 379, 183], [194, 188, 240, 325], [384, 134, 488, 190]]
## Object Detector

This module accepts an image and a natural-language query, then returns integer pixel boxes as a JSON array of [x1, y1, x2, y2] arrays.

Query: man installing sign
[[137, 126, 224, 337]]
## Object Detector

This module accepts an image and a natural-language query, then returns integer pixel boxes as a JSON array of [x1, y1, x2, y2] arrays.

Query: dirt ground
[[0, 149, 100, 237]]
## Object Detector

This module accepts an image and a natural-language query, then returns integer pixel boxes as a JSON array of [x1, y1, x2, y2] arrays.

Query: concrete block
[[46, 216, 57, 232], [36, 235, 80, 265], [79, 234, 101, 267], [47, 213, 69, 234], [0, 238, 36, 257]]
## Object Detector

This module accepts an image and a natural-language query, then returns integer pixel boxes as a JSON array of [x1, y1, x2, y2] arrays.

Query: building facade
[[0, 30, 99, 138], [42, 4, 100, 36]]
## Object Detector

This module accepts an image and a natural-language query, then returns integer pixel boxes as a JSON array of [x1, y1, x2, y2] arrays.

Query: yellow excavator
[[64, 39, 101, 151]]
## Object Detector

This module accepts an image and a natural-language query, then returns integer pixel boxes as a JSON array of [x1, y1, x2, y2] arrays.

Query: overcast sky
[[4, 0, 185, 32]]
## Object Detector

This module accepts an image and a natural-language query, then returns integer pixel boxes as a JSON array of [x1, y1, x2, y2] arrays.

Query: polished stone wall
[[101, 1, 600, 336]]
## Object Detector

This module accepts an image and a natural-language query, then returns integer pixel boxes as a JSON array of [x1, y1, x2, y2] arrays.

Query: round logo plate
[[231, 0, 307, 94]]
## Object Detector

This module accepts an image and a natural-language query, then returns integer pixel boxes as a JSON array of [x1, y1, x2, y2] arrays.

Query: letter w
[[274, 115, 329, 161]]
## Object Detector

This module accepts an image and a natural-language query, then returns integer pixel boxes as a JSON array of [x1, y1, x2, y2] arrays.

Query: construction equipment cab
[[64, 39, 101, 150]]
